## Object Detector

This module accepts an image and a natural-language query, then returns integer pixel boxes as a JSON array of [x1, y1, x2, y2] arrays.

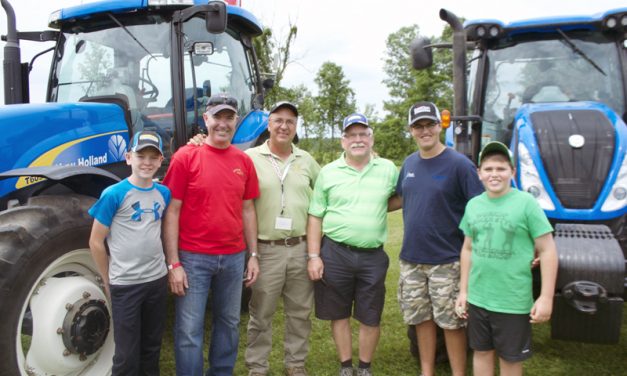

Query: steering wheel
[[139, 77, 159, 102]]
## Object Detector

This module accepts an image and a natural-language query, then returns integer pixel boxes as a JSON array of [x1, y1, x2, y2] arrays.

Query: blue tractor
[[412, 9, 627, 345], [0, 1, 270, 374]]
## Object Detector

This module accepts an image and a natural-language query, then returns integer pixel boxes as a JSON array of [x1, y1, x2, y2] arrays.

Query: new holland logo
[[108, 135, 127, 161], [568, 134, 585, 149]]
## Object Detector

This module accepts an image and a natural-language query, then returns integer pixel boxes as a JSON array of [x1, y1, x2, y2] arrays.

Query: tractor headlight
[[601, 154, 627, 212], [518, 143, 555, 211]]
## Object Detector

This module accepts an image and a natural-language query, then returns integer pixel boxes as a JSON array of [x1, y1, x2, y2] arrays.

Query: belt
[[257, 235, 306, 247], [327, 236, 382, 252]]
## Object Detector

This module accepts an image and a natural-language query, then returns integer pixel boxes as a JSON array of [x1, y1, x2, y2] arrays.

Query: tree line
[[253, 23, 455, 165]]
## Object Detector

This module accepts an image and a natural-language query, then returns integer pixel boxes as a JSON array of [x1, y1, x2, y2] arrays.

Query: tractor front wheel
[[0, 195, 114, 376]]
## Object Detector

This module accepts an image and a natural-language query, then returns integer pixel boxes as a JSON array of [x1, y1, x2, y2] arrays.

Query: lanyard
[[267, 155, 292, 215]]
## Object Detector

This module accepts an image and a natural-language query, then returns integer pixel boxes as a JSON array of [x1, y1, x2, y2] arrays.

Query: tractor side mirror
[[205, 1, 227, 34], [410, 37, 433, 70]]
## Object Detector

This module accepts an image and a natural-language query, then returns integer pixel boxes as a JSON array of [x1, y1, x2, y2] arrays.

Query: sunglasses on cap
[[207, 94, 238, 108]]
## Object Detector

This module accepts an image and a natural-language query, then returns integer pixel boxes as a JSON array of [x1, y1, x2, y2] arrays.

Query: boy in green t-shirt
[[455, 141, 558, 376]]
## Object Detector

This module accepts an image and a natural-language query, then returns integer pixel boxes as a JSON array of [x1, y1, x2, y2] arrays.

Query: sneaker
[[340, 367, 355, 376], [356, 368, 373, 376], [285, 366, 308, 376]]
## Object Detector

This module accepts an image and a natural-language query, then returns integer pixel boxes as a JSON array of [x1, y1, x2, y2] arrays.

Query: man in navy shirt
[[389, 102, 483, 376]]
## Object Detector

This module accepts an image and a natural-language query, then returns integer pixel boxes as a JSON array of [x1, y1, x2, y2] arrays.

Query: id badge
[[275, 216, 293, 230]]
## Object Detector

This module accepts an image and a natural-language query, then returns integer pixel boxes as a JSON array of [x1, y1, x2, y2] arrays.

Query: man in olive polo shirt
[[245, 102, 320, 376], [307, 113, 398, 376]]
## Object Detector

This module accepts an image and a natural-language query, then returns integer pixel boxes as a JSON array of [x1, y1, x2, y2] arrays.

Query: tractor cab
[[46, 0, 266, 167]]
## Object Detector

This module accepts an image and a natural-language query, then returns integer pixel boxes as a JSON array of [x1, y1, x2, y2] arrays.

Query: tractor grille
[[532, 110, 614, 209]]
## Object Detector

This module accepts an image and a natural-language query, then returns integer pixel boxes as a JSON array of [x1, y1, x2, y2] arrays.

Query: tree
[[313, 62, 356, 141], [252, 25, 298, 107], [376, 24, 454, 163]]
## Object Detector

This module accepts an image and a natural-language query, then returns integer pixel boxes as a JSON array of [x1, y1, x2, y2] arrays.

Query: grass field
[[159, 210, 627, 375]]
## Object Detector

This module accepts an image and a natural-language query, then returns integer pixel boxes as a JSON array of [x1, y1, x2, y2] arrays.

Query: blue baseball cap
[[130, 131, 163, 155], [342, 113, 370, 131]]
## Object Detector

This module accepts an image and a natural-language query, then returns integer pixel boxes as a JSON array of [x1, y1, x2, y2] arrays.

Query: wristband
[[307, 254, 320, 260], [168, 262, 182, 271]]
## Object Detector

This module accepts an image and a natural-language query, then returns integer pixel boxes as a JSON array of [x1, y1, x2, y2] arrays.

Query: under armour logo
[[131, 201, 162, 222]]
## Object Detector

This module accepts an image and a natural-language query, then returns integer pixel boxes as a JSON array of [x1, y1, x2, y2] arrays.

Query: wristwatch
[[249, 252, 258, 258]]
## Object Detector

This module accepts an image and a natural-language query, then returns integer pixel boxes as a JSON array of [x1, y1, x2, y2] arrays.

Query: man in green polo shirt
[[245, 102, 320, 376], [307, 113, 398, 376]]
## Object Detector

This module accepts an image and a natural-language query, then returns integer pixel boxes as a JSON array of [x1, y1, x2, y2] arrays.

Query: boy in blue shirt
[[89, 131, 171, 376], [456, 141, 558, 376]]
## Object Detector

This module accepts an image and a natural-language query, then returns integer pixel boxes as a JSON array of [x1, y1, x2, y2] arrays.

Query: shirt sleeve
[[459, 208, 471, 236], [396, 162, 406, 196], [308, 169, 327, 218], [243, 155, 260, 200], [162, 149, 189, 201], [525, 195, 554, 238], [459, 159, 484, 200], [309, 156, 321, 189], [390, 162, 400, 196], [156, 184, 171, 207], [88, 188, 120, 228]]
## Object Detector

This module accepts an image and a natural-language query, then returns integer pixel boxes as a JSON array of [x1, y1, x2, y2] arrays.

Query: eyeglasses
[[206, 94, 238, 109], [342, 132, 371, 140], [270, 117, 296, 127], [411, 121, 438, 131]]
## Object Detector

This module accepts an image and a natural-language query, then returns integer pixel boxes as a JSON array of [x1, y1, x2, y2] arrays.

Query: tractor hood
[[0, 102, 129, 198], [514, 101, 627, 220]]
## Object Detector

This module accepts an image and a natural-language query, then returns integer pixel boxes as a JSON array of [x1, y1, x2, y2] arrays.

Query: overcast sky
[[1, 0, 626, 115]]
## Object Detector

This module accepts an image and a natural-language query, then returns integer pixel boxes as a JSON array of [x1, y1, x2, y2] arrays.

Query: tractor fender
[[0, 165, 121, 201]]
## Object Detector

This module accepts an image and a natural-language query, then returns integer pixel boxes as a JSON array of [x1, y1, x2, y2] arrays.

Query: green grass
[[160, 211, 627, 375]]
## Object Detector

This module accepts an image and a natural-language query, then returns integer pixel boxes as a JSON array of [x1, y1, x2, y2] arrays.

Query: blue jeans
[[174, 250, 245, 376]]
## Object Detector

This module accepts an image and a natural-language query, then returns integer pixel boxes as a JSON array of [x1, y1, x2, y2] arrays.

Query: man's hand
[[168, 267, 189, 296], [307, 257, 324, 281], [245, 256, 259, 287], [188, 133, 206, 146], [530, 295, 553, 323]]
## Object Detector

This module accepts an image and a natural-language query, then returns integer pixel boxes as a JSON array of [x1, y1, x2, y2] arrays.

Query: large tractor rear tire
[[0, 195, 114, 376]]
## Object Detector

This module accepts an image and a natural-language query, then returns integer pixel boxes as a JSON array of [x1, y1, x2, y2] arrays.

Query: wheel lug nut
[[63, 349, 71, 357], [65, 303, 74, 311], [82, 291, 91, 299], [57, 327, 64, 334]]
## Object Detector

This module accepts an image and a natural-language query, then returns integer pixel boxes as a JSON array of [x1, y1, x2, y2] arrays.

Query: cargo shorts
[[397, 260, 464, 329]]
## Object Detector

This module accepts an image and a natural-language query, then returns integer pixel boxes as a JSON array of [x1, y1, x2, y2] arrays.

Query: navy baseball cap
[[130, 131, 163, 155], [408, 101, 441, 126], [270, 101, 298, 117], [342, 113, 370, 131]]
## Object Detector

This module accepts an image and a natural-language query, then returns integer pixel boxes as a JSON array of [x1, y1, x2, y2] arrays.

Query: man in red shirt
[[163, 93, 260, 376]]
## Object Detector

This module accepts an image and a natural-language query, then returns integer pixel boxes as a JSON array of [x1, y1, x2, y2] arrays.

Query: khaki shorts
[[397, 260, 464, 329]]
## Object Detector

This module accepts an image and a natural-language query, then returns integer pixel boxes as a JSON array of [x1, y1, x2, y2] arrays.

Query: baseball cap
[[206, 93, 238, 115], [130, 130, 163, 155], [342, 113, 370, 131], [270, 101, 298, 117], [408, 101, 441, 126], [479, 141, 514, 166]]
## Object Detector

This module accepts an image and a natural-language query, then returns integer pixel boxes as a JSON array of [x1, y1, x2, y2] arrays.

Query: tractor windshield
[[49, 12, 256, 158], [476, 30, 625, 146]]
